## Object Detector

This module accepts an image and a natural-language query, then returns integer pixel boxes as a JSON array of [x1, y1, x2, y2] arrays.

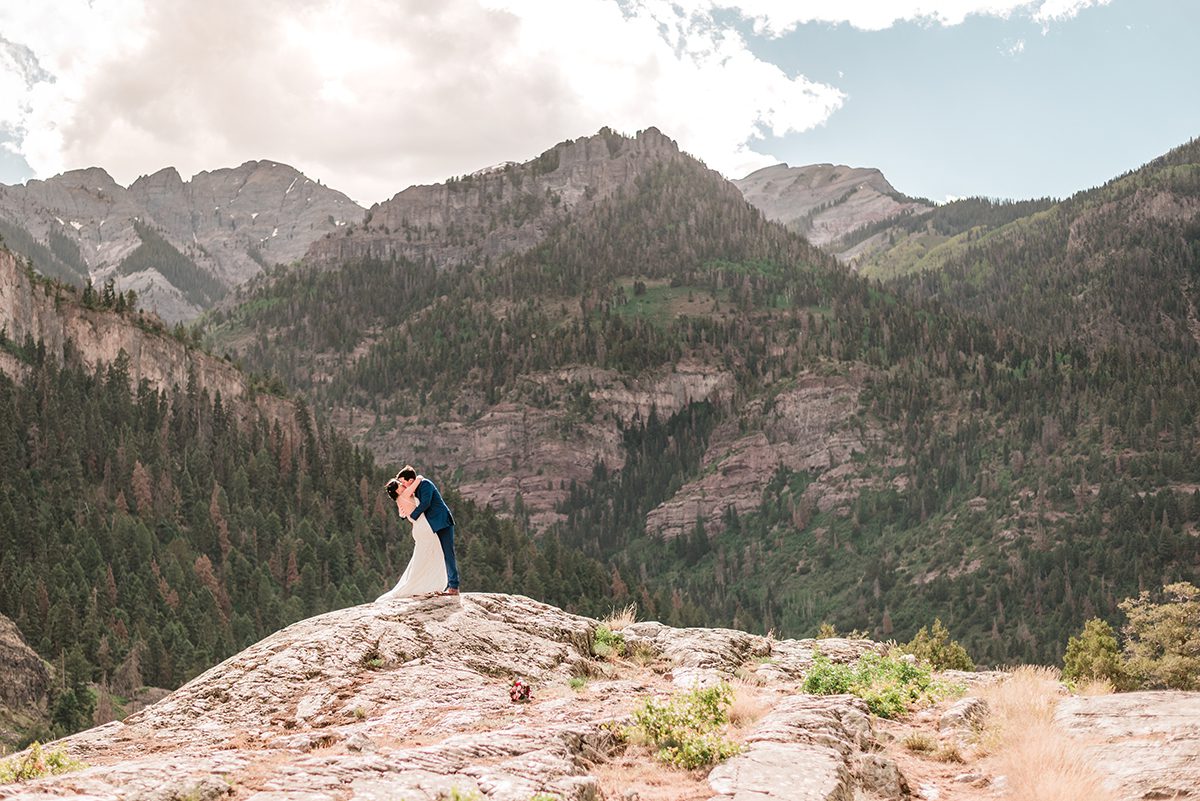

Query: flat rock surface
[[1056, 691, 1200, 800]]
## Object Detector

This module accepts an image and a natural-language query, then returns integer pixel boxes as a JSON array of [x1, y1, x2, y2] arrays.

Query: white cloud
[[0, 0, 843, 203], [1032, 0, 1112, 24], [675, 0, 1112, 34], [0, 0, 1111, 203]]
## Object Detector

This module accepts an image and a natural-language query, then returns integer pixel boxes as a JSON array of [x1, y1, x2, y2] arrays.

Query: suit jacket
[[407, 477, 454, 532]]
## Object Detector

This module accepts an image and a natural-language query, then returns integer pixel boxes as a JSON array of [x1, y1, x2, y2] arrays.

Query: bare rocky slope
[[0, 161, 361, 322], [2, 594, 1196, 801], [0, 614, 49, 750], [733, 163, 932, 257], [338, 350, 878, 540], [0, 247, 297, 435]]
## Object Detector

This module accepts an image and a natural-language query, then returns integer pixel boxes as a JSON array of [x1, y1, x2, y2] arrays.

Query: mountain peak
[[130, 166, 184, 190], [304, 125, 692, 269], [733, 161, 931, 250], [1, 159, 364, 321], [43, 166, 119, 189]]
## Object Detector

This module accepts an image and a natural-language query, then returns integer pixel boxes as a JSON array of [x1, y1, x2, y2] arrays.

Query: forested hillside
[[0, 255, 614, 743], [208, 130, 1200, 668], [892, 138, 1200, 357]]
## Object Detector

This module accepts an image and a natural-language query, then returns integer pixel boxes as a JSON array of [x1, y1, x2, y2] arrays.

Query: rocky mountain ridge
[[0, 160, 361, 322], [2, 593, 1196, 801], [302, 127, 687, 269], [732, 163, 932, 257], [0, 132, 928, 323]]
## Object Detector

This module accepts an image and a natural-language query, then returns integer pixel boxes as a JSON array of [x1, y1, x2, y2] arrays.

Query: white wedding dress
[[376, 512, 448, 600]]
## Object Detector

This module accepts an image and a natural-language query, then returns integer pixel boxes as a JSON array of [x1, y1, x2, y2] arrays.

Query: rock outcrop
[[733, 163, 932, 256], [5, 594, 1200, 801], [345, 361, 737, 530], [347, 364, 878, 539], [0, 614, 50, 749], [645, 369, 881, 539], [0, 161, 361, 321], [0, 594, 894, 801], [303, 127, 685, 270]]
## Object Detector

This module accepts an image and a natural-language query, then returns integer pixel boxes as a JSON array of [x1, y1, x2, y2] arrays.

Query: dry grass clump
[[901, 732, 964, 763], [980, 666, 1117, 801], [602, 604, 638, 631], [902, 731, 939, 753], [978, 664, 1061, 749], [727, 684, 771, 729], [592, 753, 711, 801], [1073, 678, 1115, 696]]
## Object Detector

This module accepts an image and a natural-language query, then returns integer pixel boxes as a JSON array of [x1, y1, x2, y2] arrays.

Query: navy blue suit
[[406, 477, 458, 589]]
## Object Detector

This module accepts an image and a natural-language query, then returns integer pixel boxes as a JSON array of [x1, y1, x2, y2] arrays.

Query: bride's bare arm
[[395, 477, 421, 517]]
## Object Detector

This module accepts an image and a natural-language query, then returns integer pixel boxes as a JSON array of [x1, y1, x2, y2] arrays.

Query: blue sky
[[0, 0, 1195, 205], [750, 0, 1200, 201]]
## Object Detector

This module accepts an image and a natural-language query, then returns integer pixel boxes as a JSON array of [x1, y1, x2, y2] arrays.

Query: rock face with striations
[[0, 247, 299, 436], [0, 161, 361, 322], [343, 360, 738, 531], [303, 127, 685, 270], [0, 614, 50, 749], [733, 163, 932, 256], [644, 369, 883, 540]]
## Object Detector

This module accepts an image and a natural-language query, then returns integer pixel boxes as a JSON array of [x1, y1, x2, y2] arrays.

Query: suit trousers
[[436, 525, 459, 589]]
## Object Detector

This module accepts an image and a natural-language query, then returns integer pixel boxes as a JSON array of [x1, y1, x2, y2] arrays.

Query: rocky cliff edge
[[4, 593, 1198, 801], [0, 593, 896, 801]]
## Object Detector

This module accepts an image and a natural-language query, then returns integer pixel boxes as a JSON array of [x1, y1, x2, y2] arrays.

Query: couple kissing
[[376, 466, 460, 600]]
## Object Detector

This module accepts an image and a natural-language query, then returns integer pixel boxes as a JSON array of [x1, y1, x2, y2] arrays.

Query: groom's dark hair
[[397, 465, 417, 481]]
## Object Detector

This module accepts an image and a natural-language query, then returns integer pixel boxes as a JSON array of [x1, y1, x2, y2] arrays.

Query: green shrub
[[592, 625, 626, 659], [1063, 618, 1129, 689], [624, 682, 742, 769], [1120, 581, 1200, 690], [898, 619, 974, 671], [0, 742, 85, 784], [568, 676, 588, 691], [803, 651, 952, 718]]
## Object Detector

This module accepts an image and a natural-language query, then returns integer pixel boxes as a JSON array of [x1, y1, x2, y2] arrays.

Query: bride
[[376, 474, 447, 600]]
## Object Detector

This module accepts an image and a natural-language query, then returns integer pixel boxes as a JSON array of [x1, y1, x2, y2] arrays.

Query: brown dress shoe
[[439, 588, 460, 596]]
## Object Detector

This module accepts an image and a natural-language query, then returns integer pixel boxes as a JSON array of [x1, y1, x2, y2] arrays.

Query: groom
[[396, 466, 459, 595]]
